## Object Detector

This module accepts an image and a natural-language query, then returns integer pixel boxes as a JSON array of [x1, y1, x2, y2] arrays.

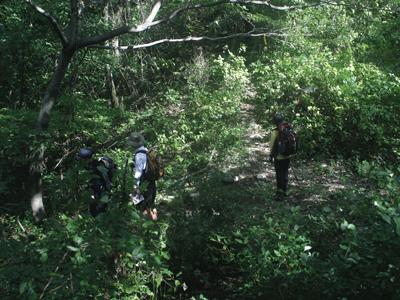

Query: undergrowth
[[166, 160, 400, 299]]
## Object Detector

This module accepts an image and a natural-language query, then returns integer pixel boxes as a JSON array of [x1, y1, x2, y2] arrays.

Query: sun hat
[[127, 132, 145, 148]]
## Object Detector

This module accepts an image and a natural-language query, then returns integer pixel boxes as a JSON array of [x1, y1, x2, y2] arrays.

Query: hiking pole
[[290, 164, 301, 185]]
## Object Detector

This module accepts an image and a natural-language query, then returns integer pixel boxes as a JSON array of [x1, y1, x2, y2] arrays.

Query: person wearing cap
[[127, 132, 158, 221], [269, 113, 291, 201], [76, 148, 116, 217]]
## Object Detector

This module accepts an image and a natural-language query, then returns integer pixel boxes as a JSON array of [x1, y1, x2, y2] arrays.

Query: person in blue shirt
[[128, 132, 158, 221]]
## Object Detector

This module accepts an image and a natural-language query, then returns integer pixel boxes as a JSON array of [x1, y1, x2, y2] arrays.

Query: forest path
[[220, 101, 359, 206], [162, 101, 369, 300]]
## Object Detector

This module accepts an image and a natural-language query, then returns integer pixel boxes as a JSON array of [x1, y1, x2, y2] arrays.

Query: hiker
[[127, 132, 158, 221], [269, 112, 297, 201], [76, 147, 116, 217]]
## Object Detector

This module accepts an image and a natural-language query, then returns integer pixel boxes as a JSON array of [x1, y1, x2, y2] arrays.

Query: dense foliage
[[1, 0, 400, 299]]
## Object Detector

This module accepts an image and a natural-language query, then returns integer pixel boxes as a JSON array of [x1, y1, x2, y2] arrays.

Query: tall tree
[[24, 0, 329, 221]]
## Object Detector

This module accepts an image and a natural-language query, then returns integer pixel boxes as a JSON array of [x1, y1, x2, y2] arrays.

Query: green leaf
[[132, 247, 145, 260], [323, 206, 332, 213], [155, 274, 163, 288], [393, 217, 400, 236], [40, 252, 48, 263], [340, 220, 348, 230], [347, 224, 356, 231], [73, 236, 83, 245], [67, 245, 79, 252], [378, 212, 392, 224], [19, 282, 29, 294]]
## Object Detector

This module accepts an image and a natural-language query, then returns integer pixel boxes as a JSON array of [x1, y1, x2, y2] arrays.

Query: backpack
[[135, 149, 164, 181], [91, 156, 117, 192], [99, 156, 117, 179], [276, 122, 298, 156]]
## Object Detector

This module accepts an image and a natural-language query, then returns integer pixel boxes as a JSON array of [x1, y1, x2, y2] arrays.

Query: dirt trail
[[161, 102, 365, 300], [223, 102, 356, 204]]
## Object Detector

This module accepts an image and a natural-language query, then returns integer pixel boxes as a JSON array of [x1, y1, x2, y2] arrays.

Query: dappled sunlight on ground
[[211, 101, 363, 209], [160, 101, 389, 300]]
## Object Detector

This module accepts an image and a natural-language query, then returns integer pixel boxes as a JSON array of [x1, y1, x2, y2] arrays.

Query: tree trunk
[[106, 64, 120, 108], [36, 49, 74, 131], [30, 48, 74, 222], [104, 2, 121, 108]]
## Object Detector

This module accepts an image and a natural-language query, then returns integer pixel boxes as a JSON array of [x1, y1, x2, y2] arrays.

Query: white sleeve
[[134, 152, 147, 186]]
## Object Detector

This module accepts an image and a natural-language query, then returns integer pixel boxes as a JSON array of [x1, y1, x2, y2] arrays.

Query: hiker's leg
[[89, 185, 99, 217], [146, 181, 157, 220], [89, 200, 98, 217], [275, 160, 285, 192], [140, 181, 157, 219], [274, 160, 285, 201], [274, 160, 281, 190], [282, 159, 290, 194], [89, 179, 105, 216], [144, 181, 156, 207], [97, 200, 108, 214]]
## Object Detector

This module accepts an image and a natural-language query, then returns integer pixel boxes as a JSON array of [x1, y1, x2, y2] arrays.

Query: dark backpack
[[276, 122, 298, 156], [135, 149, 164, 181], [94, 156, 117, 181], [90, 156, 117, 192]]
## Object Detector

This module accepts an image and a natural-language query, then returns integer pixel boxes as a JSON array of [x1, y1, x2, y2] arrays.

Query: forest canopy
[[1, 0, 400, 299]]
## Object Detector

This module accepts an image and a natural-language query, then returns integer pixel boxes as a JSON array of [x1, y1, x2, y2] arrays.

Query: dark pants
[[274, 159, 290, 194], [138, 180, 157, 210], [89, 202, 108, 217], [89, 178, 110, 217]]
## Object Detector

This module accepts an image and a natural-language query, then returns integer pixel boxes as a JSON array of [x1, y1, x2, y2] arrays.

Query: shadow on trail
[[163, 159, 400, 300], [161, 98, 396, 299]]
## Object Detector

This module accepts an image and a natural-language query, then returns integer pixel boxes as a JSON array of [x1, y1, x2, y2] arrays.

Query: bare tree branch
[[24, 0, 67, 46], [78, 0, 164, 48], [148, 0, 333, 28], [239, 0, 334, 10], [320, 0, 396, 13], [88, 30, 287, 51], [78, 0, 329, 49], [142, 0, 163, 24]]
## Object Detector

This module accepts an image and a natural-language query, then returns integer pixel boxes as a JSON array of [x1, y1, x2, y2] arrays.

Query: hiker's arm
[[98, 165, 112, 191], [269, 129, 277, 161], [134, 153, 146, 189]]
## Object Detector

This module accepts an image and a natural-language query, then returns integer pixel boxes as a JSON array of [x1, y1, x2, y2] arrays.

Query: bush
[[0, 205, 178, 299], [251, 49, 400, 161]]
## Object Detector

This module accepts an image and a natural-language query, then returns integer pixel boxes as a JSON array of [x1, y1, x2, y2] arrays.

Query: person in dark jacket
[[76, 148, 116, 217], [269, 113, 291, 201]]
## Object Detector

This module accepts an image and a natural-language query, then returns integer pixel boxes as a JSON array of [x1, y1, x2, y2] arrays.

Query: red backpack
[[276, 122, 298, 156]]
